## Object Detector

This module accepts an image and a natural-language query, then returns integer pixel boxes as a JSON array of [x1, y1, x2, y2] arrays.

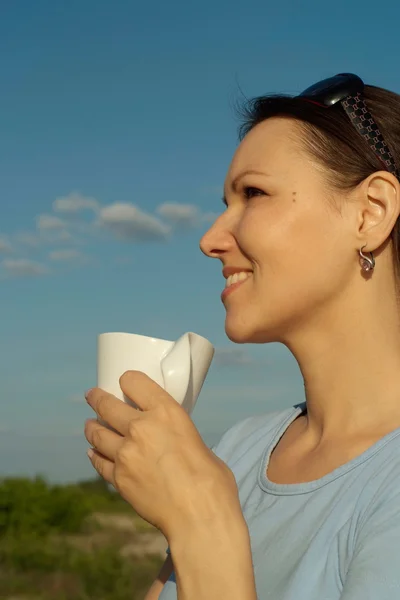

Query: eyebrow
[[222, 169, 270, 206]]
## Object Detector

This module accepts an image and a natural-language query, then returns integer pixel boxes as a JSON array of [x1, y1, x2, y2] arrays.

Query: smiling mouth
[[225, 271, 252, 288], [221, 272, 252, 300]]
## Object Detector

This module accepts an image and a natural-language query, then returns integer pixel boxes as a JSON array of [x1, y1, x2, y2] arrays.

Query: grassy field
[[0, 476, 166, 600]]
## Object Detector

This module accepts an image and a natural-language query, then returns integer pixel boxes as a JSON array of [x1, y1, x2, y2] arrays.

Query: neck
[[285, 273, 400, 443]]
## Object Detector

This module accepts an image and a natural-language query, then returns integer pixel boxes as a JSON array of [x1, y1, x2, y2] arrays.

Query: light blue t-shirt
[[159, 402, 400, 600]]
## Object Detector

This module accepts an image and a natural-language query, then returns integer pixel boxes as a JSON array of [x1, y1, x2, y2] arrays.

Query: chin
[[225, 319, 262, 344], [225, 314, 282, 345]]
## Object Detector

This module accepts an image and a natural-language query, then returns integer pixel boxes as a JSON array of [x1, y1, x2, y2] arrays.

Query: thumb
[[119, 370, 170, 411]]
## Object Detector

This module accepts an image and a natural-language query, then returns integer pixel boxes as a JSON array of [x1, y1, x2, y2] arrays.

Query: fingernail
[[87, 448, 94, 459], [85, 389, 93, 400]]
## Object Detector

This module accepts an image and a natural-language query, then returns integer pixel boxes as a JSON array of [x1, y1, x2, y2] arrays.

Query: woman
[[84, 73, 400, 599]]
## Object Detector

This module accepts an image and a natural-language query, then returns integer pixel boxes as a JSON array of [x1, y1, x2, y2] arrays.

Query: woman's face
[[199, 117, 356, 344]]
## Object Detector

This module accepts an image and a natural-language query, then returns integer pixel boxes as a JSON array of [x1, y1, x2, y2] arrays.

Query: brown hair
[[237, 85, 400, 279]]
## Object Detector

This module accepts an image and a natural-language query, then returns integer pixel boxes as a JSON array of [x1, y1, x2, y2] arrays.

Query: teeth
[[225, 271, 252, 288]]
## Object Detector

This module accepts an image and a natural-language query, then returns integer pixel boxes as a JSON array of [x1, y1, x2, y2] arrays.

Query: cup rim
[[98, 331, 213, 346]]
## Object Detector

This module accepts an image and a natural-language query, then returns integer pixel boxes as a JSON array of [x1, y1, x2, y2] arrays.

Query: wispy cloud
[[98, 202, 171, 242], [3, 193, 216, 278], [2, 258, 48, 277], [157, 202, 200, 229], [49, 248, 84, 262], [14, 228, 74, 250], [53, 192, 99, 215], [214, 347, 254, 367], [0, 237, 12, 253], [156, 202, 218, 229], [14, 232, 41, 247], [36, 214, 65, 231]]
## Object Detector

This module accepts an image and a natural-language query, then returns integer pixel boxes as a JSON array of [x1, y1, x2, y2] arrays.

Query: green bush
[[0, 533, 69, 572], [0, 534, 163, 600], [0, 476, 162, 599], [0, 476, 93, 536]]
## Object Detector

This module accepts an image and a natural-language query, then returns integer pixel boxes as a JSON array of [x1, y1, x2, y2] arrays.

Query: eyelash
[[222, 186, 265, 208], [243, 186, 265, 199]]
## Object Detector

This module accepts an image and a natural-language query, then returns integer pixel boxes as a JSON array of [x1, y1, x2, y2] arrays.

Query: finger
[[119, 370, 172, 411], [86, 389, 140, 436], [87, 448, 116, 486], [84, 419, 123, 461]]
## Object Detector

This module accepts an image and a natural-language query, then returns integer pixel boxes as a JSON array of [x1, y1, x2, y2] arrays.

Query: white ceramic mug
[[97, 331, 214, 415]]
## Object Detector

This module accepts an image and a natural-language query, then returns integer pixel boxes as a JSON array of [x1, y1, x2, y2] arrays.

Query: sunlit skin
[[200, 117, 400, 451]]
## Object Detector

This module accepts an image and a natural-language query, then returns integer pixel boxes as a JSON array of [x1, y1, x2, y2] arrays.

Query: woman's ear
[[356, 172, 400, 250]]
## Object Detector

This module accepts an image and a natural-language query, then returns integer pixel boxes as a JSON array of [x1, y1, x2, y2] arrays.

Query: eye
[[243, 186, 265, 199]]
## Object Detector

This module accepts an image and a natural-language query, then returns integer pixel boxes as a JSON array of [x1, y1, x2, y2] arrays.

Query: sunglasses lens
[[296, 73, 399, 179], [298, 73, 364, 106]]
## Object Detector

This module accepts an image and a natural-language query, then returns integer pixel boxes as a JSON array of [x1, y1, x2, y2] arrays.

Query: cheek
[[238, 202, 344, 287], [236, 202, 316, 263]]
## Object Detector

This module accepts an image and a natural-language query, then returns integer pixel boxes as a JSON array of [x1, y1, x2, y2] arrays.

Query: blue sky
[[1, 0, 400, 483]]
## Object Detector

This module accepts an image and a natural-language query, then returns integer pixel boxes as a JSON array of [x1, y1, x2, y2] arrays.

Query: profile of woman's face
[[200, 117, 357, 345]]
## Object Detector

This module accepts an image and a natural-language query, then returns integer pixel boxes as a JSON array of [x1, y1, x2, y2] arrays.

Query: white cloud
[[53, 192, 99, 214], [15, 232, 41, 247], [15, 228, 73, 248], [36, 214, 65, 231], [2, 258, 48, 277], [0, 237, 12, 253], [49, 249, 83, 261], [99, 202, 170, 242], [57, 230, 73, 241], [214, 347, 253, 367], [156, 203, 200, 228], [32, 214, 74, 247], [156, 203, 219, 230]]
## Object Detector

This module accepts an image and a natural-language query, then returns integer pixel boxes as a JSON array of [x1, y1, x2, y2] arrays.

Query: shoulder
[[210, 403, 299, 464], [357, 431, 400, 522]]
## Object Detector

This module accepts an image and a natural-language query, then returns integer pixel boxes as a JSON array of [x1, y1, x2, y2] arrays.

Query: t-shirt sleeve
[[340, 478, 400, 599]]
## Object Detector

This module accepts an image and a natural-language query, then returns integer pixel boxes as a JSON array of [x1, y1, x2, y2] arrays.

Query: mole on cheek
[[292, 191, 297, 202]]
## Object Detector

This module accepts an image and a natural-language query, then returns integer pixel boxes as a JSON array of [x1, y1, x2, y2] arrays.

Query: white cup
[[97, 331, 214, 415]]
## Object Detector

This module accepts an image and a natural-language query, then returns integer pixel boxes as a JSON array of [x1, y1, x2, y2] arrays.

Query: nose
[[199, 213, 235, 259]]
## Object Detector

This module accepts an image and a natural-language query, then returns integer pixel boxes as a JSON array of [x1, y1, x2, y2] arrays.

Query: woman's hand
[[84, 370, 241, 540]]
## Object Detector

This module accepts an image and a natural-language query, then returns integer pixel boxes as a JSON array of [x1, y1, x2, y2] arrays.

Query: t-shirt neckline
[[258, 402, 400, 496]]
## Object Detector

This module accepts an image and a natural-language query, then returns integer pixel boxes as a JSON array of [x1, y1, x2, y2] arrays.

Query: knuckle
[[92, 427, 104, 447], [96, 393, 108, 419], [114, 471, 126, 494], [92, 454, 103, 476], [127, 419, 138, 437], [156, 403, 169, 419], [116, 442, 132, 466], [114, 460, 131, 490]]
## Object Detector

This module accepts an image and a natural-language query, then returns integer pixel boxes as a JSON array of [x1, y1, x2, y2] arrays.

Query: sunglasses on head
[[297, 73, 400, 180]]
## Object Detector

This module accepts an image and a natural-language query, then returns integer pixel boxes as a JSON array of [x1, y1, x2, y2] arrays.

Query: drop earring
[[359, 244, 375, 272]]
